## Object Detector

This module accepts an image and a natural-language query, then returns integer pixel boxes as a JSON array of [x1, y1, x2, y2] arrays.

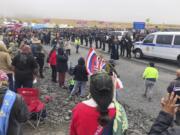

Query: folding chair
[[17, 88, 45, 128]]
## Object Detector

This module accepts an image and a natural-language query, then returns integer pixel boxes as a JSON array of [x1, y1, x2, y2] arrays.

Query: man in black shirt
[[12, 45, 38, 91]]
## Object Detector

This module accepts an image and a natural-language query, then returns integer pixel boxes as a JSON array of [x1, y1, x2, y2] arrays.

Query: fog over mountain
[[0, 0, 180, 24]]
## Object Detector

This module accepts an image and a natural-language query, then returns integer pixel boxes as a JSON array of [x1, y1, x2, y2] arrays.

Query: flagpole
[[86, 48, 123, 101], [94, 48, 119, 77]]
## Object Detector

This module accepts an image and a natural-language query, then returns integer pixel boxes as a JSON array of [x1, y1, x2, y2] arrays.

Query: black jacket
[[73, 58, 88, 81], [111, 43, 119, 60], [120, 38, 126, 48], [74, 65, 88, 81], [0, 87, 29, 135], [56, 49, 68, 73], [167, 77, 180, 104], [35, 52, 45, 66], [149, 111, 180, 135], [12, 53, 38, 81]]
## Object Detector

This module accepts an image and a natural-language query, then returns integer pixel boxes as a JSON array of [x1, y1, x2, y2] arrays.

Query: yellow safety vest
[[143, 67, 159, 79], [75, 39, 80, 46]]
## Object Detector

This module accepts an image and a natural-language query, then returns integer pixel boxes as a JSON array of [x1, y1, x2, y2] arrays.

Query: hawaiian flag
[[113, 72, 124, 90], [86, 48, 123, 90], [86, 48, 106, 75]]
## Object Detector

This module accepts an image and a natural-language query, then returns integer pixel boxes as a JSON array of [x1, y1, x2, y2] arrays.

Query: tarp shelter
[[32, 24, 47, 29], [58, 24, 68, 28], [46, 23, 56, 29]]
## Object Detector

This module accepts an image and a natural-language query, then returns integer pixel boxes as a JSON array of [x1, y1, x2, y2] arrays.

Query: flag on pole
[[86, 48, 123, 91], [113, 72, 124, 90], [86, 48, 106, 75]]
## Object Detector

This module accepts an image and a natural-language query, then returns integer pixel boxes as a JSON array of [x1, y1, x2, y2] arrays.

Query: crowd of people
[[0, 26, 180, 135]]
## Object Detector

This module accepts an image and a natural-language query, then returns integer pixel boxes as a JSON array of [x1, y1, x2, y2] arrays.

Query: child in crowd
[[70, 57, 88, 98], [69, 72, 128, 135], [48, 45, 57, 83], [68, 78, 75, 92]]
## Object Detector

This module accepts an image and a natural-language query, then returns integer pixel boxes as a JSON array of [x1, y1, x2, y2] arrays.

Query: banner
[[133, 22, 146, 30]]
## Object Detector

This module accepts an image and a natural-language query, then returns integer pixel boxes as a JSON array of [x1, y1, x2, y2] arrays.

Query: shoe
[[66, 96, 72, 101], [52, 80, 57, 83], [80, 96, 86, 101], [148, 98, 152, 102], [142, 94, 147, 98], [62, 86, 67, 89], [40, 75, 44, 78]]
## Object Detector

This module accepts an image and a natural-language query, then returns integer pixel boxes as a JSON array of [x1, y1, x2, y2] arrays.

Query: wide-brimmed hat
[[0, 35, 3, 41], [0, 42, 8, 52], [32, 38, 41, 44], [9, 42, 15, 46]]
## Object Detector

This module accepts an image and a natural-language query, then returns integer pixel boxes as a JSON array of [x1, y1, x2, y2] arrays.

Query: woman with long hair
[[70, 72, 128, 135]]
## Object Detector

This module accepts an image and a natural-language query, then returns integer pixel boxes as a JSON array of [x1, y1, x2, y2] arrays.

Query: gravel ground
[[23, 45, 176, 135]]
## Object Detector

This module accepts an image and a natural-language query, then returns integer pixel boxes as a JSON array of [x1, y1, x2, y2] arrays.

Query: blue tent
[[32, 24, 47, 29]]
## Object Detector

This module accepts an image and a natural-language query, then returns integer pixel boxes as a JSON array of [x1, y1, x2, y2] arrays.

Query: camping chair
[[17, 88, 45, 128]]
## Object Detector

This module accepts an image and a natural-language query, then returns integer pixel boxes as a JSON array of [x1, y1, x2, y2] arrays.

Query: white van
[[108, 31, 129, 41], [133, 32, 180, 64]]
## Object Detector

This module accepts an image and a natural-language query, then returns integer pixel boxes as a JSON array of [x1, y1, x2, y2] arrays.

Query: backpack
[[0, 90, 16, 135], [102, 102, 128, 135]]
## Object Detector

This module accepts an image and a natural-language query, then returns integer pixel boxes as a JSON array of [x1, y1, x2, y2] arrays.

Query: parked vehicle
[[133, 32, 180, 65], [108, 31, 129, 41]]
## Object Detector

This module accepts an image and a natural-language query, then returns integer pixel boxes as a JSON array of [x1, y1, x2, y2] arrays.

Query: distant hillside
[[1, 17, 180, 29]]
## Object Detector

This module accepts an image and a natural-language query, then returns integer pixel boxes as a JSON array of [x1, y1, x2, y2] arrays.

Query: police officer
[[120, 36, 126, 57], [85, 35, 88, 46], [110, 36, 119, 60], [107, 36, 113, 53], [125, 35, 133, 58], [99, 34, 103, 49], [75, 37, 81, 53], [102, 34, 106, 51], [80, 33, 84, 45], [89, 34, 93, 48], [95, 34, 99, 49]]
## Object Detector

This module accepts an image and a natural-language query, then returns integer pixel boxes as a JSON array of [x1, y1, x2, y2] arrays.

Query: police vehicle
[[133, 32, 180, 65], [108, 31, 128, 41]]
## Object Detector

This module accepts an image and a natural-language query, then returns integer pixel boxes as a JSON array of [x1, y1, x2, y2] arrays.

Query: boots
[[40, 73, 44, 78]]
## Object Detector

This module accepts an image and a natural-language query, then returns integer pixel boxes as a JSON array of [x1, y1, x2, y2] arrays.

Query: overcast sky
[[0, 0, 180, 24]]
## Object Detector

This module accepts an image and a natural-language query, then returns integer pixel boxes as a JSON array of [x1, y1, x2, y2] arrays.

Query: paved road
[[45, 44, 176, 118], [66, 45, 176, 118], [28, 45, 177, 135], [123, 56, 178, 73]]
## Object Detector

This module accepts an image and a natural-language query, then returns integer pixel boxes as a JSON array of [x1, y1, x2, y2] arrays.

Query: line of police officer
[[50, 29, 134, 60], [71, 32, 133, 60]]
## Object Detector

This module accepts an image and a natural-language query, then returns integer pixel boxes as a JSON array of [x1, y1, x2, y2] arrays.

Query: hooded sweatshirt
[[0, 86, 29, 135], [73, 57, 88, 81], [0, 44, 13, 74]]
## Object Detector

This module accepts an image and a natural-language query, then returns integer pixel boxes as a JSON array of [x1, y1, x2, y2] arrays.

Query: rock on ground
[[23, 45, 160, 135]]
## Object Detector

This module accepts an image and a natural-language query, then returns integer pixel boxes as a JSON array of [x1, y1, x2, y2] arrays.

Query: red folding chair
[[17, 88, 45, 128]]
